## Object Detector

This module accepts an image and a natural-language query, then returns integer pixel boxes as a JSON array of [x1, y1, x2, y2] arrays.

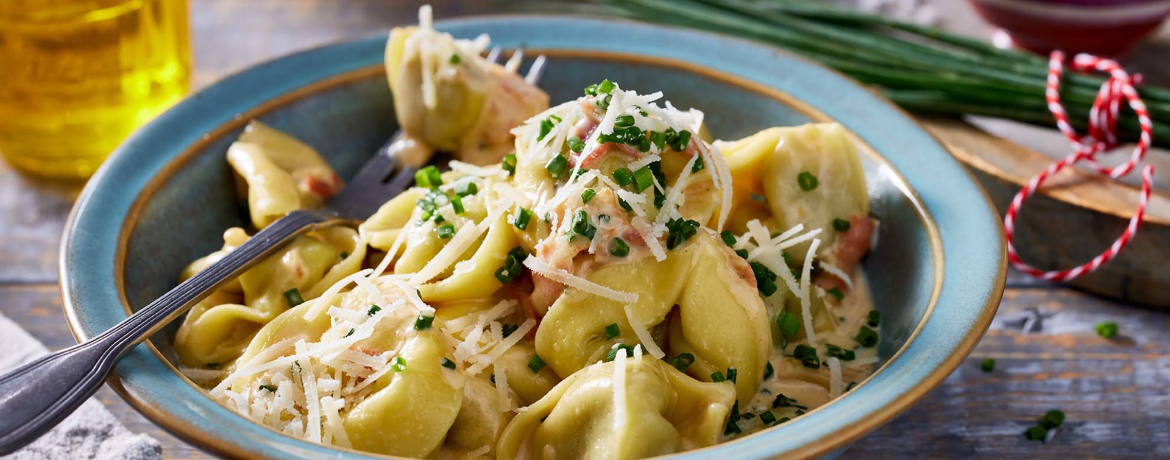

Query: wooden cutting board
[[921, 117, 1170, 307]]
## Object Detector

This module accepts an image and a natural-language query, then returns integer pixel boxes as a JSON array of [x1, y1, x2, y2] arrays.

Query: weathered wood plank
[[0, 161, 73, 284]]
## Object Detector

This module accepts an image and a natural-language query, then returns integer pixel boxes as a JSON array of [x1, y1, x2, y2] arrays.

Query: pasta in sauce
[[173, 7, 882, 459]]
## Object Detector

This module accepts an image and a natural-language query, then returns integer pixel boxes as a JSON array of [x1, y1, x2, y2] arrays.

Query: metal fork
[[0, 48, 546, 455]]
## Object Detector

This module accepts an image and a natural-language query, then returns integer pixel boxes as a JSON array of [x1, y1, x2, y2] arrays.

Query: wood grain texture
[[1, 0, 1167, 459]]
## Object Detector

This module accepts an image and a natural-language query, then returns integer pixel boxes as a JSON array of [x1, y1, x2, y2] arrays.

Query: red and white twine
[[1004, 51, 1155, 282]]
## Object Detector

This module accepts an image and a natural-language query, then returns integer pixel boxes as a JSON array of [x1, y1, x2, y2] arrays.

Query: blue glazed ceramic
[[59, 16, 1006, 460]]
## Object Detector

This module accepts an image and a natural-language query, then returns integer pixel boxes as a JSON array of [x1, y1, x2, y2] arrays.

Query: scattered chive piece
[[414, 314, 434, 330], [538, 115, 560, 141], [776, 309, 804, 339], [665, 218, 700, 250], [1096, 321, 1118, 338], [794, 344, 820, 369], [833, 218, 852, 232], [568, 136, 585, 153], [528, 355, 547, 373], [581, 188, 597, 204], [632, 166, 655, 192], [1040, 410, 1065, 429], [609, 238, 630, 257], [415, 165, 443, 189], [720, 231, 737, 247], [727, 367, 738, 383], [340, 251, 349, 259], [604, 343, 640, 362], [691, 154, 706, 173], [750, 261, 779, 297], [825, 343, 856, 361], [856, 326, 879, 347], [671, 353, 695, 372], [441, 358, 456, 369], [760, 411, 777, 425], [571, 210, 596, 240], [771, 393, 806, 410], [670, 130, 692, 151], [597, 79, 615, 93], [764, 361, 774, 380], [545, 154, 569, 179], [846, 382, 858, 392], [293, 361, 301, 372], [392, 357, 407, 372], [981, 358, 995, 372], [502, 153, 517, 176], [735, 248, 749, 259], [513, 207, 533, 230], [827, 286, 845, 301], [494, 246, 528, 284], [258, 384, 277, 392], [490, 374, 496, 385], [605, 323, 620, 340], [283, 288, 304, 308], [1024, 426, 1047, 441], [450, 196, 465, 214], [711, 371, 726, 382], [436, 223, 455, 239], [501, 323, 520, 338], [618, 198, 633, 212], [434, 214, 446, 224], [344, 328, 355, 338], [612, 167, 634, 186], [614, 114, 635, 127], [367, 304, 381, 316], [797, 171, 819, 191], [449, 53, 461, 64], [455, 181, 478, 197], [867, 310, 881, 328]]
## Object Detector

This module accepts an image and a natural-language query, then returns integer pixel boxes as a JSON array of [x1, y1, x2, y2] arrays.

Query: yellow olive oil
[[0, 0, 191, 181]]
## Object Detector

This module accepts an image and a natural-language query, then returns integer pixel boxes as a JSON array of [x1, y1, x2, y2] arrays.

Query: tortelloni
[[497, 357, 736, 460], [176, 9, 885, 459]]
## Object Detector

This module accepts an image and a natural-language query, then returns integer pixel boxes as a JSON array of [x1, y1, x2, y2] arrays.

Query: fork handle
[[0, 209, 346, 455]]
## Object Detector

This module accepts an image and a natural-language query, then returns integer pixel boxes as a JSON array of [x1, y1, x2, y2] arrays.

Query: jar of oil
[[0, 0, 191, 181]]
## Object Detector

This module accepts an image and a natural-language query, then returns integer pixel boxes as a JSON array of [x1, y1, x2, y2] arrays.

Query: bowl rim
[[59, 14, 1006, 460]]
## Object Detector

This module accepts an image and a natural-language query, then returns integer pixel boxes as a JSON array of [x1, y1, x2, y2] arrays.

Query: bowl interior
[[122, 54, 938, 371]]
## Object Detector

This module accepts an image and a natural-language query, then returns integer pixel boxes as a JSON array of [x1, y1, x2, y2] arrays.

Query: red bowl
[[969, 0, 1170, 57]]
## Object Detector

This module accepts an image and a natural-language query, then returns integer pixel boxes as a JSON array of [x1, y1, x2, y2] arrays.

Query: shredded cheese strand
[[522, 257, 639, 303]]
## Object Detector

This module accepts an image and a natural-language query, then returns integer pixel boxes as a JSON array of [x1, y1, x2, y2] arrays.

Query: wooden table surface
[[3, 1, 1168, 459]]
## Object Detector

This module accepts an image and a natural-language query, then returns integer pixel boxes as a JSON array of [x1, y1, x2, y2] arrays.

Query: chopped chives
[[727, 367, 738, 383], [650, 131, 666, 150], [513, 207, 533, 230], [339, 251, 349, 260], [258, 384, 277, 392], [502, 323, 520, 338], [436, 223, 455, 239], [827, 286, 845, 301], [538, 115, 561, 141], [846, 382, 857, 391], [825, 343, 855, 361], [415, 165, 443, 189], [605, 323, 620, 340], [750, 261, 779, 297], [833, 218, 852, 232], [545, 154, 569, 179], [433, 214, 446, 224], [604, 343, 640, 362], [449, 53, 461, 64], [735, 248, 749, 259], [759, 411, 777, 425], [794, 344, 820, 369], [568, 136, 586, 153], [455, 181, 478, 197], [855, 326, 879, 347], [609, 238, 630, 257], [597, 79, 615, 93], [612, 167, 633, 186], [710, 371, 726, 382], [283, 288, 304, 308], [670, 130, 692, 151], [1096, 321, 1118, 338], [665, 218, 700, 250], [771, 393, 806, 410], [691, 154, 706, 173], [671, 353, 695, 372], [441, 358, 456, 369], [1024, 426, 1047, 441], [797, 171, 819, 191], [414, 314, 434, 330], [502, 153, 517, 176], [344, 328, 355, 338], [451, 196, 465, 214], [392, 356, 407, 372], [867, 310, 881, 327], [571, 210, 596, 240], [764, 361, 774, 380], [614, 114, 635, 127], [494, 246, 528, 284], [981, 358, 995, 372], [367, 304, 381, 316], [776, 311, 801, 338], [581, 188, 597, 204], [632, 166, 655, 192], [1040, 410, 1065, 429], [618, 198, 633, 212], [720, 230, 737, 247], [528, 355, 547, 373]]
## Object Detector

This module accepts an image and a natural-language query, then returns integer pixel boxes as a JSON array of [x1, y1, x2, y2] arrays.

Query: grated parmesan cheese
[[819, 262, 854, 290], [407, 219, 490, 285], [623, 304, 665, 359], [800, 238, 822, 348], [827, 357, 843, 398], [612, 347, 628, 430], [522, 257, 638, 303]]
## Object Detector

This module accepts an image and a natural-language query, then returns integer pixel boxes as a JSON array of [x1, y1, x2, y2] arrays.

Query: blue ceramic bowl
[[60, 16, 1006, 460]]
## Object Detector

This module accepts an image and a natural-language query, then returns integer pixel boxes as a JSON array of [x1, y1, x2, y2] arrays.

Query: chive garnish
[[797, 171, 819, 191], [1024, 426, 1047, 441], [735, 248, 749, 259], [441, 358, 456, 369], [605, 323, 620, 340], [367, 304, 381, 316], [1096, 321, 1118, 338], [776, 311, 801, 339], [494, 246, 528, 284], [867, 310, 881, 327], [832, 218, 851, 232], [711, 371, 726, 382], [614, 114, 635, 127], [455, 181, 478, 197], [764, 361, 774, 380], [502, 154, 517, 176], [1040, 410, 1065, 429], [855, 326, 879, 347], [450, 196, 465, 214], [727, 367, 738, 383], [502, 323, 520, 338], [609, 238, 630, 257], [632, 166, 655, 192], [664, 218, 700, 250], [793, 344, 820, 369], [513, 207, 533, 230], [604, 343, 640, 362], [449, 53, 461, 64], [258, 384, 277, 392], [760, 411, 777, 425], [827, 286, 845, 301], [436, 223, 455, 239], [825, 343, 855, 361], [720, 230, 737, 247], [581, 188, 597, 204], [414, 314, 434, 330], [981, 358, 995, 372], [671, 353, 695, 372], [344, 328, 355, 338], [392, 357, 407, 372], [691, 154, 706, 173], [750, 261, 779, 297], [545, 154, 569, 179], [528, 355, 547, 373], [612, 167, 633, 186], [568, 136, 585, 153], [283, 288, 304, 308], [571, 210, 596, 240], [415, 165, 443, 189]]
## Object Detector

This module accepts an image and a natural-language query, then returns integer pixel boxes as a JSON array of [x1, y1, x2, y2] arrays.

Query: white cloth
[[0, 312, 162, 460]]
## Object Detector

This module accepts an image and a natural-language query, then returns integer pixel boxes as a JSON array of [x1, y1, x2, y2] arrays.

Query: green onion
[[797, 171, 818, 191], [711, 371, 726, 382], [827, 286, 844, 301], [771, 393, 806, 410], [367, 304, 381, 316], [451, 196, 465, 214], [436, 223, 455, 239], [669, 130, 692, 151], [283, 288, 304, 308], [392, 357, 407, 372], [449, 53, 461, 64], [455, 181, 478, 197], [764, 361, 774, 380], [415, 165, 442, 189], [825, 343, 855, 361], [567, 136, 586, 153], [344, 328, 355, 338], [545, 154, 569, 179], [502, 154, 517, 176], [609, 238, 630, 257], [726, 367, 738, 383], [605, 343, 640, 361], [846, 382, 857, 392], [832, 218, 851, 232], [793, 344, 820, 369], [760, 411, 777, 425], [513, 207, 533, 230], [981, 358, 995, 372], [1040, 410, 1065, 429], [258, 384, 277, 392], [528, 355, 547, 373], [615, 114, 635, 127], [414, 314, 434, 330], [597, 79, 615, 93], [632, 166, 655, 192], [665, 218, 700, 249], [1024, 426, 1047, 442], [441, 357, 456, 369], [750, 261, 779, 297], [571, 210, 597, 240], [650, 131, 667, 150], [671, 353, 695, 372], [339, 251, 348, 260], [494, 246, 528, 284], [855, 326, 879, 347], [1096, 321, 1118, 339], [720, 230, 737, 247], [776, 311, 801, 338], [581, 188, 597, 204], [735, 248, 749, 259], [612, 167, 634, 186], [605, 323, 621, 340], [867, 310, 881, 327], [502, 323, 520, 338], [691, 154, 706, 173]]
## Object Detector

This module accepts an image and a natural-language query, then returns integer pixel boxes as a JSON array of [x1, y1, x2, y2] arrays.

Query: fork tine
[[504, 49, 524, 73], [485, 46, 502, 64], [525, 55, 547, 85]]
